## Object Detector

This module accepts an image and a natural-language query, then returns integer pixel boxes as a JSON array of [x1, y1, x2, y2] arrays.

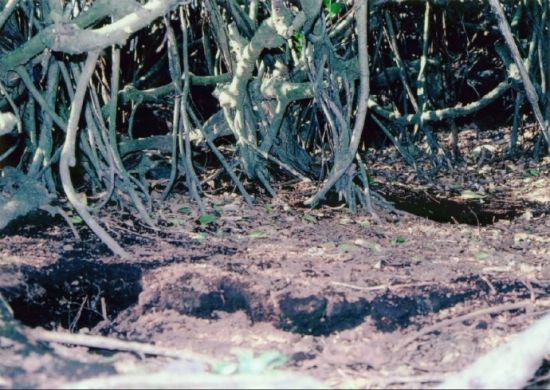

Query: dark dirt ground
[[0, 125, 549, 389]]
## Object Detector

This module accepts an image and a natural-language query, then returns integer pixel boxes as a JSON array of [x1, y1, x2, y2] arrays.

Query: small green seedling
[[358, 219, 370, 228], [236, 350, 288, 374], [248, 230, 268, 239], [338, 243, 359, 253], [197, 214, 217, 225], [475, 251, 491, 260], [323, 0, 344, 16], [71, 215, 83, 225], [291, 31, 305, 55], [392, 235, 407, 244], [177, 207, 191, 214], [524, 168, 540, 178], [303, 213, 317, 223]]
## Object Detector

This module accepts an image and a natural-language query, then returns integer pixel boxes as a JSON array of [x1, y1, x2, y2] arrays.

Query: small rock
[[521, 210, 533, 221]]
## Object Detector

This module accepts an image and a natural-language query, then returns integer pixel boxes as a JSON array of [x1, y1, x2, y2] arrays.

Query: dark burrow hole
[[0, 211, 69, 239], [188, 280, 251, 319], [1, 258, 142, 331], [378, 186, 525, 226], [277, 294, 370, 336], [370, 278, 550, 332], [6, 259, 546, 338], [171, 283, 480, 335], [369, 289, 479, 332], [317, 185, 523, 226], [146, 274, 545, 336]]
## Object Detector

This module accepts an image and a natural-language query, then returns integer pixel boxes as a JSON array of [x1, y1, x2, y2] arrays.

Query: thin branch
[[489, 0, 550, 147]]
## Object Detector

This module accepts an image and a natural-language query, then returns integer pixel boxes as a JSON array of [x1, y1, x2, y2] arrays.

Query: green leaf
[[177, 207, 191, 214], [527, 168, 540, 177], [475, 251, 491, 260], [292, 31, 304, 42], [460, 190, 487, 200], [393, 235, 407, 244], [358, 219, 371, 228], [367, 174, 377, 185], [338, 243, 360, 253], [303, 213, 317, 223], [291, 31, 305, 54], [237, 350, 287, 374], [248, 230, 268, 239], [197, 214, 217, 225], [292, 31, 306, 47], [329, 2, 343, 15], [71, 215, 83, 225], [212, 361, 237, 375], [263, 204, 274, 214]]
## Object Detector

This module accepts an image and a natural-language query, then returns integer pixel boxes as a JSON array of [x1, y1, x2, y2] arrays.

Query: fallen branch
[[331, 280, 438, 292], [488, 0, 550, 148], [29, 328, 218, 366]]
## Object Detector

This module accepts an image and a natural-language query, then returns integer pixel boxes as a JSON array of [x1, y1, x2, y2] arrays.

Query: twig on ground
[[331, 280, 438, 292], [28, 328, 218, 366], [360, 373, 446, 387]]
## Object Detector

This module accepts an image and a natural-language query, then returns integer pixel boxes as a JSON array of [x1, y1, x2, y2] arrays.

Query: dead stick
[[0, 292, 14, 321], [331, 280, 438, 292], [100, 297, 108, 322], [29, 328, 218, 365]]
